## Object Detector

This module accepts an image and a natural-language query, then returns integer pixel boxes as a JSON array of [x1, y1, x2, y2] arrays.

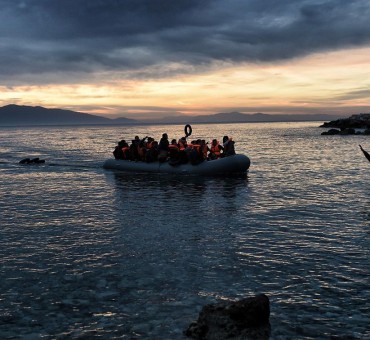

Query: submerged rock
[[19, 157, 45, 164], [184, 294, 271, 339]]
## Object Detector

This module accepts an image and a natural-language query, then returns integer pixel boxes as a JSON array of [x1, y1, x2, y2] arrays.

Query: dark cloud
[[1, 0, 370, 84], [334, 88, 370, 101]]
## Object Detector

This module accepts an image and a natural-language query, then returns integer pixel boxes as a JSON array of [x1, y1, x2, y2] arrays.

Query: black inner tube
[[184, 124, 192, 137]]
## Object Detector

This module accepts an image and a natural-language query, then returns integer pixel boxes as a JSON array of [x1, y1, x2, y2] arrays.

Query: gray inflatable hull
[[103, 154, 250, 175]]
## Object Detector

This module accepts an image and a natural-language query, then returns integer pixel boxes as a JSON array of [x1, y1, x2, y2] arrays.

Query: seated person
[[158, 133, 169, 162], [168, 139, 180, 164], [113, 140, 129, 160], [209, 139, 223, 160], [223, 136, 235, 157], [145, 141, 159, 162]]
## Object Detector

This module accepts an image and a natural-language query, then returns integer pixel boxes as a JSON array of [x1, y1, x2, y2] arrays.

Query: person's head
[[171, 139, 177, 144], [223, 136, 229, 143], [212, 139, 217, 145], [135, 136, 140, 140], [162, 133, 168, 139]]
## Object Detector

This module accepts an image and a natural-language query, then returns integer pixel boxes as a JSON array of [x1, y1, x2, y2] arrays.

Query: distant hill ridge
[[155, 111, 345, 124], [0, 104, 345, 126], [0, 104, 136, 126]]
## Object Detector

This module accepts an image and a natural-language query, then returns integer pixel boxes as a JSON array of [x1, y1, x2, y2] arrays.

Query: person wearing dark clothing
[[168, 139, 180, 165], [158, 133, 169, 150], [187, 140, 203, 165], [145, 141, 159, 162], [138, 138, 148, 161], [113, 140, 128, 160], [158, 133, 169, 162], [129, 136, 141, 160], [223, 136, 236, 157]]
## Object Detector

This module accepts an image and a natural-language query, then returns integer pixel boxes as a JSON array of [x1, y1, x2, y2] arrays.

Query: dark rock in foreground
[[320, 113, 370, 135], [19, 157, 45, 164], [184, 294, 270, 339]]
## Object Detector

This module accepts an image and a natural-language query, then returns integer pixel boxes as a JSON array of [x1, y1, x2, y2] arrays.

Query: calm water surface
[[0, 122, 369, 339]]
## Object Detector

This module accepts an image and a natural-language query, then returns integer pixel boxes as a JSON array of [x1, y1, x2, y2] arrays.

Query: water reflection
[[107, 172, 253, 288], [104, 172, 256, 316], [110, 172, 249, 204], [2, 123, 369, 338]]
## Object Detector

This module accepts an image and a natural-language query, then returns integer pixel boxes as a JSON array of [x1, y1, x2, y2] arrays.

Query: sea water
[[0, 122, 369, 339]]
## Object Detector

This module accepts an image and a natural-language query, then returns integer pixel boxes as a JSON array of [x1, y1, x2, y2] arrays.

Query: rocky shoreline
[[320, 113, 370, 135]]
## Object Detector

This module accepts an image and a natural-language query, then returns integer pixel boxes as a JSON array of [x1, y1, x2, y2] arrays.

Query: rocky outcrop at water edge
[[320, 113, 370, 135], [184, 294, 271, 339]]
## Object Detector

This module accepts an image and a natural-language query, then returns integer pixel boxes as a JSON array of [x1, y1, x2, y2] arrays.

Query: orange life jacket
[[168, 144, 179, 151], [178, 140, 187, 151], [201, 144, 208, 158], [122, 146, 130, 159], [138, 146, 146, 159], [191, 144, 201, 153], [210, 144, 222, 157]]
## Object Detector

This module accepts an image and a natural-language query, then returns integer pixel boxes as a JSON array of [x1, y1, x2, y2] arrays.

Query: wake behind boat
[[103, 124, 251, 175]]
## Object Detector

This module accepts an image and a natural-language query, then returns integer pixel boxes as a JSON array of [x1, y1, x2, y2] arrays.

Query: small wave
[[47, 161, 104, 170]]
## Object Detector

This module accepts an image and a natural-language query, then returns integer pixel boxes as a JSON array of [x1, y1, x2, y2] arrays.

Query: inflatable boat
[[103, 154, 250, 175]]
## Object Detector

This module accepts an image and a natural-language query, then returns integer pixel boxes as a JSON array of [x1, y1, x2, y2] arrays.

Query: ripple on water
[[1, 123, 369, 338]]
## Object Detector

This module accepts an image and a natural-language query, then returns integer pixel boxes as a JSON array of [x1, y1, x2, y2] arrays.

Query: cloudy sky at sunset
[[1, 0, 370, 119]]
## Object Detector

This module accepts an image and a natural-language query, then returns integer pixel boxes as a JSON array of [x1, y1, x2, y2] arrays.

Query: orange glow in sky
[[2, 47, 370, 119], [2, 1, 370, 120]]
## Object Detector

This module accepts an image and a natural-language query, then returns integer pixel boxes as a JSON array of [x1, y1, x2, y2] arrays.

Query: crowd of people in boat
[[113, 133, 236, 165]]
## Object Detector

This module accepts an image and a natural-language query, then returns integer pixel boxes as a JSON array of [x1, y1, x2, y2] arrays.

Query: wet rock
[[184, 294, 271, 339], [338, 128, 356, 135], [19, 157, 46, 164], [321, 128, 340, 135]]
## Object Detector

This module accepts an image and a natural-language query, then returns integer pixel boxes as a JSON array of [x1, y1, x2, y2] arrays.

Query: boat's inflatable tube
[[103, 154, 250, 175]]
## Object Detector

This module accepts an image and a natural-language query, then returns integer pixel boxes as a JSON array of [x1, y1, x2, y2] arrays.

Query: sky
[[1, 0, 370, 119]]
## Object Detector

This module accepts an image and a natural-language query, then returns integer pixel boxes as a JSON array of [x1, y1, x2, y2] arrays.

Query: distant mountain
[[0, 104, 346, 126], [149, 111, 345, 124], [0, 104, 137, 126]]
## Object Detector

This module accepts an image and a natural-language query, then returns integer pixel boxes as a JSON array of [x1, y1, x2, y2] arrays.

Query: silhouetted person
[[359, 145, 370, 162]]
